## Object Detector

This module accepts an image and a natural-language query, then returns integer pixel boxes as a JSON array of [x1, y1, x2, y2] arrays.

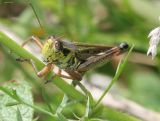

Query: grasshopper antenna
[[27, 0, 46, 35], [55, 36, 64, 41]]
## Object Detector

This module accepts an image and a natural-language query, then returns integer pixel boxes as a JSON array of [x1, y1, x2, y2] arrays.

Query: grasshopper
[[16, 1, 129, 82], [19, 36, 128, 81]]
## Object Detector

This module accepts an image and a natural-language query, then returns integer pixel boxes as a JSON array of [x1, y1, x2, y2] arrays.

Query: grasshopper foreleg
[[16, 58, 74, 80], [16, 58, 52, 77]]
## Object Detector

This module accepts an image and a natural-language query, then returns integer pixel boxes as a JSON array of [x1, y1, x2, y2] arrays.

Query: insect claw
[[16, 58, 21, 61], [44, 73, 56, 84], [44, 80, 52, 84], [16, 58, 29, 62]]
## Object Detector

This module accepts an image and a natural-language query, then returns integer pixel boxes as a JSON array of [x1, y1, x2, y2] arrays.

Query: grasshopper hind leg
[[65, 70, 83, 81]]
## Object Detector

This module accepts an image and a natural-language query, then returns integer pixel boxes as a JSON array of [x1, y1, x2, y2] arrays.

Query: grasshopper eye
[[55, 40, 63, 51]]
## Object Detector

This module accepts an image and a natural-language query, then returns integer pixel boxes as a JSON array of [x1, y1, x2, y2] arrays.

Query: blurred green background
[[0, 0, 160, 120]]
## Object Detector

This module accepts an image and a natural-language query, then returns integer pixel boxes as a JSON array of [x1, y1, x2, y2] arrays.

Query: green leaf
[[16, 108, 23, 121], [0, 81, 57, 119], [0, 80, 33, 121]]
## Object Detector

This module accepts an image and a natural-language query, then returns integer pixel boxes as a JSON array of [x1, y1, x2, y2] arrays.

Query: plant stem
[[94, 45, 134, 108]]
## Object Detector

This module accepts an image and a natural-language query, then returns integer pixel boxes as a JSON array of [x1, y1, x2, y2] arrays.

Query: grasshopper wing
[[60, 40, 113, 54], [74, 43, 114, 61], [76, 43, 129, 72]]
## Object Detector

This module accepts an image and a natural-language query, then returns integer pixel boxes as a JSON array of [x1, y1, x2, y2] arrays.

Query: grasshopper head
[[42, 36, 63, 62]]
